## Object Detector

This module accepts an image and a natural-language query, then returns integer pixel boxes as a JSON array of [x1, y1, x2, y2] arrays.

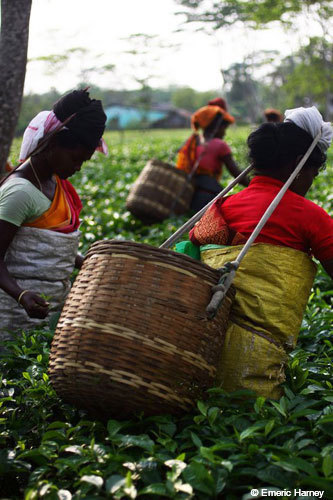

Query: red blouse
[[196, 138, 231, 180], [219, 175, 333, 262]]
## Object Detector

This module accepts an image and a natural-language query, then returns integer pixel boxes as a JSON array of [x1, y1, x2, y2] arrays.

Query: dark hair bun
[[52, 89, 106, 150], [248, 121, 326, 171], [53, 89, 92, 121], [247, 123, 280, 170]]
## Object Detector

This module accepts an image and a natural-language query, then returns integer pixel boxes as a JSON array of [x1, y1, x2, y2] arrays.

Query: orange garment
[[176, 134, 199, 174], [191, 106, 235, 131], [176, 137, 231, 180], [5, 161, 13, 172], [189, 199, 246, 246], [24, 176, 82, 232]]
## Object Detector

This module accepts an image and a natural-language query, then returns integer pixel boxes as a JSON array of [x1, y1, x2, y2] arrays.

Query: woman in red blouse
[[176, 105, 249, 211], [189, 109, 333, 398]]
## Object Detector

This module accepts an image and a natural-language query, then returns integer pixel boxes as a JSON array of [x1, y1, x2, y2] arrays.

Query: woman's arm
[[223, 154, 250, 187], [0, 219, 49, 318]]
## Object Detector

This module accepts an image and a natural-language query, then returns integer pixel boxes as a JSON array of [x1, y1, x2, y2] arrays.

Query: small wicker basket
[[126, 159, 194, 223], [49, 240, 235, 417]]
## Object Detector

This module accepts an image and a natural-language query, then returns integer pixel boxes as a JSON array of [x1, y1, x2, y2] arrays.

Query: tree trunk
[[0, 0, 32, 173]]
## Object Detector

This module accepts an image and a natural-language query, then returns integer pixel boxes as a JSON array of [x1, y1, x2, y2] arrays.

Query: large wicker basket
[[49, 240, 235, 418], [126, 159, 194, 223]]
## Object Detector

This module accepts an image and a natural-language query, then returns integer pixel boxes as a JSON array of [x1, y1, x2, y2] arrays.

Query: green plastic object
[[174, 240, 201, 260]]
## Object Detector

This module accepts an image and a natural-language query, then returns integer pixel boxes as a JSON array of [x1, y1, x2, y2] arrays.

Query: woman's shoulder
[[1, 177, 44, 200], [301, 195, 332, 219], [206, 138, 232, 153], [0, 176, 50, 211], [1, 176, 35, 191]]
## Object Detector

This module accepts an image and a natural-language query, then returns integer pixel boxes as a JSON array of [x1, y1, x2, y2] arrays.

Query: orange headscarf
[[191, 106, 235, 131]]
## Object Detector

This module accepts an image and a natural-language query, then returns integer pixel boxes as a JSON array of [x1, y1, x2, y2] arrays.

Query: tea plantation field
[[1, 128, 332, 499]]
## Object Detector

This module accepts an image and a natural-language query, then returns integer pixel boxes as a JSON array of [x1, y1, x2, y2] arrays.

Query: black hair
[[247, 122, 326, 172], [265, 112, 281, 123], [203, 113, 229, 139], [53, 89, 106, 150]]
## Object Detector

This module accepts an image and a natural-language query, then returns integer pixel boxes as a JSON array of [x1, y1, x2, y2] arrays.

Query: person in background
[[188, 106, 333, 399], [0, 89, 107, 341], [176, 105, 249, 211], [264, 108, 283, 123], [208, 97, 228, 111]]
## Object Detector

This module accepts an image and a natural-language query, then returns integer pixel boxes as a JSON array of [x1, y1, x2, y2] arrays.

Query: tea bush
[[1, 128, 332, 499]]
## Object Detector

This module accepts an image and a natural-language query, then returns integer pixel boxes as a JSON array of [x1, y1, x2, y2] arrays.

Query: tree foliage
[[176, 0, 333, 29]]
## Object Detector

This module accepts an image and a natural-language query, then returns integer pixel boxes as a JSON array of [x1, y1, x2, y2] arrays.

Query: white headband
[[284, 106, 333, 153]]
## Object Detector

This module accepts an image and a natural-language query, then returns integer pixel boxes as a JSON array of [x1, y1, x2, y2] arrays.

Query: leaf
[[280, 457, 317, 476], [107, 419, 124, 437], [264, 419, 275, 436], [164, 459, 187, 474], [105, 475, 126, 494], [22, 372, 32, 382], [197, 400, 207, 416], [138, 483, 169, 496], [115, 434, 154, 452], [17, 449, 50, 466], [208, 406, 220, 425], [190, 431, 202, 448], [57, 490, 72, 500], [80, 475, 103, 488], [254, 396, 266, 413], [239, 422, 266, 441], [322, 455, 333, 478], [63, 445, 82, 455], [41, 430, 66, 443], [290, 409, 321, 419], [316, 416, 333, 438], [270, 400, 287, 417], [268, 425, 301, 440], [47, 421, 69, 430], [182, 462, 215, 496], [256, 466, 291, 489]]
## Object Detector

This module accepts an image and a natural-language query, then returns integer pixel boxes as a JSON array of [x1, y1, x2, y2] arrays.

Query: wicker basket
[[126, 159, 194, 223], [49, 240, 235, 418]]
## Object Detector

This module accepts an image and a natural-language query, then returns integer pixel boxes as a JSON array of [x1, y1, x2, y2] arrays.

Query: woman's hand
[[19, 291, 49, 319]]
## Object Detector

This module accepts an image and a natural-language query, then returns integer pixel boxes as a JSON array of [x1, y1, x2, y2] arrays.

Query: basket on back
[[49, 240, 235, 418], [126, 159, 194, 223]]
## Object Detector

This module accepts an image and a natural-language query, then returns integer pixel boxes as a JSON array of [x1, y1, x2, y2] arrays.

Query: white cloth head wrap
[[19, 110, 108, 162], [284, 106, 333, 153]]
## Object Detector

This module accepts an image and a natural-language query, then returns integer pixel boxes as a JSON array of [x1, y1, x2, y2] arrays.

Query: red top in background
[[196, 139, 231, 180], [204, 175, 333, 262]]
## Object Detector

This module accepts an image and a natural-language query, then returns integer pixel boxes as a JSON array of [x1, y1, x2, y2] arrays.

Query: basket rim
[[84, 239, 226, 277]]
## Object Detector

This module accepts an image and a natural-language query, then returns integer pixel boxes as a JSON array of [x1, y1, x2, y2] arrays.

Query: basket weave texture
[[49, 240, 235, 417], [126, 159, 194, 223]]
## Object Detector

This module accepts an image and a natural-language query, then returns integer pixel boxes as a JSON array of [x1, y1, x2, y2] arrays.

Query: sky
[[24, 0, 320, 95]]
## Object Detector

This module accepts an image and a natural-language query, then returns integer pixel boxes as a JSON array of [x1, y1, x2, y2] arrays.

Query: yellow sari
[[201, 243, 317, 399]]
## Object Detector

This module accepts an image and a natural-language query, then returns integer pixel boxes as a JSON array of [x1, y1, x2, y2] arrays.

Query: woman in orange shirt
[[176, 105, 249, 211]]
